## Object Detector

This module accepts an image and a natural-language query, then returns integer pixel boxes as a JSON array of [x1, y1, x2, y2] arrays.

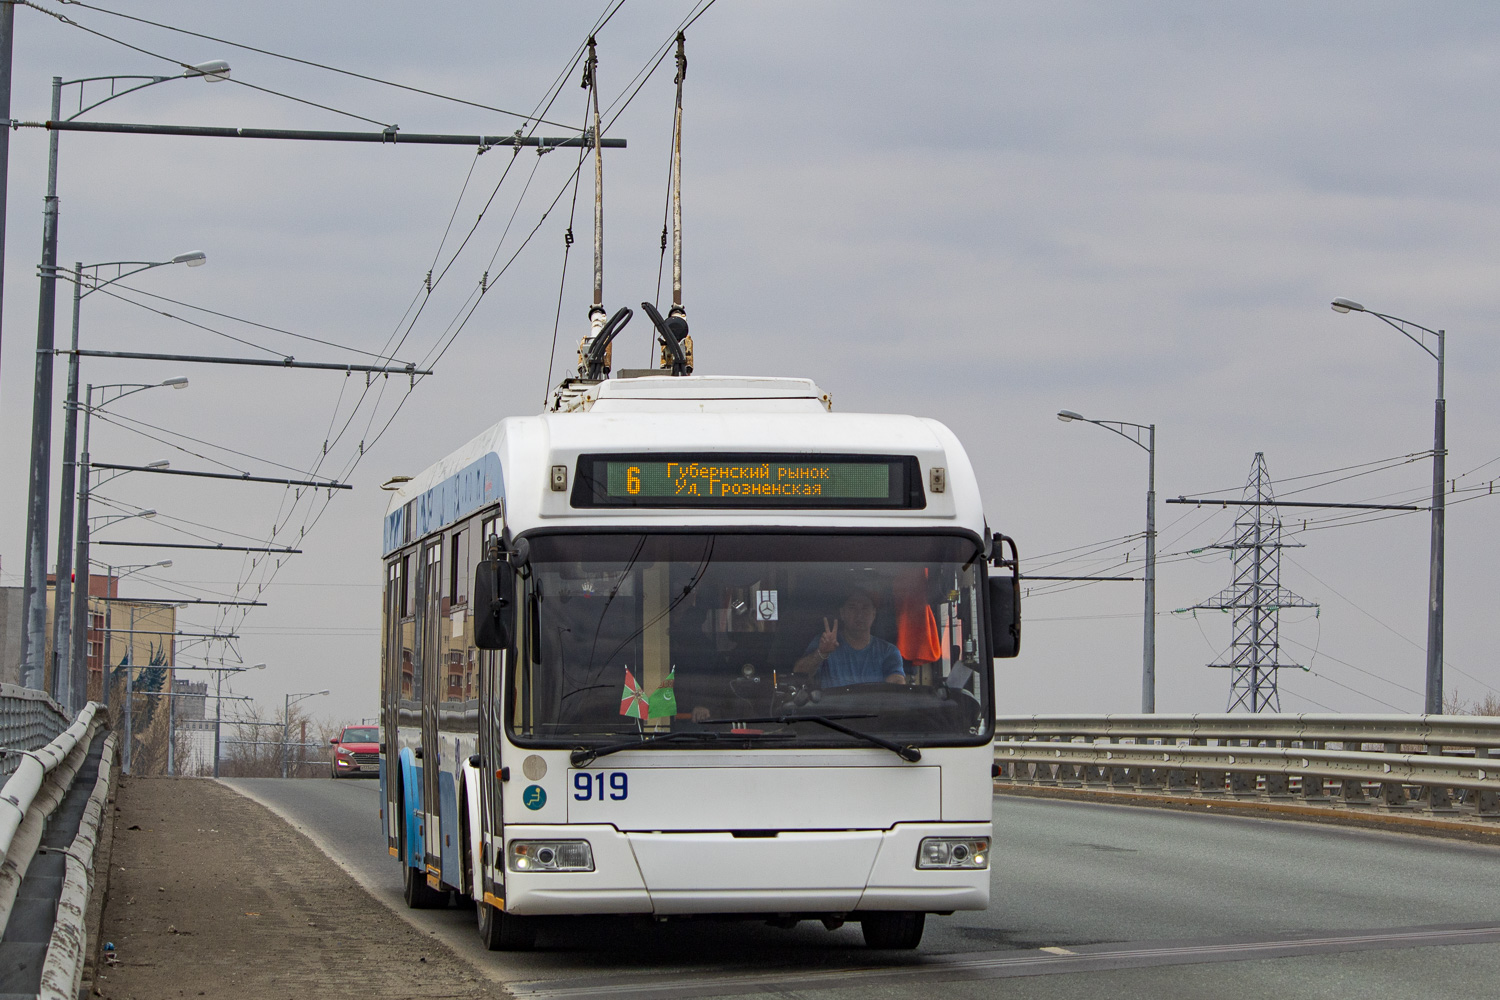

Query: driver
[[793, 589, 906, 687]]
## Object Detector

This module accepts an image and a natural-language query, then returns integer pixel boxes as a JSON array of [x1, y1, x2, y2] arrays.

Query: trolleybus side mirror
[[473, 559, 515, 650], [987, 533, 1021, 658]]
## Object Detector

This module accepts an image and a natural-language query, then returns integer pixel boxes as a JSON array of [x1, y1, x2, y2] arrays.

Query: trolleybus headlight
[[916, 837, 989, 869], [508, 840, 594, 872]]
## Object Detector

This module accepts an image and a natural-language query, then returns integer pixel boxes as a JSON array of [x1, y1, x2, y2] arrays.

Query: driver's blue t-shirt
[[805, 635, 905, 687]]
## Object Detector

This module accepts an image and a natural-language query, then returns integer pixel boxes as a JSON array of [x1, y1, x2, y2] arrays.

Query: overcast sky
[[3, 2, 1498, 726]]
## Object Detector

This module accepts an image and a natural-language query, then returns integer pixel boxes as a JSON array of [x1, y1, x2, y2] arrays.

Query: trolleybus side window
[[438, 524, 480, 730], [450, 529, 469, 608], [400, 554, 411, 618], [509, 532, 991, 749]]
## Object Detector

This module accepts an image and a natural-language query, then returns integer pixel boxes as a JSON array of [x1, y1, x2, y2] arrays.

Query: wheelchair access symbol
[[523, 785, 547, 810]]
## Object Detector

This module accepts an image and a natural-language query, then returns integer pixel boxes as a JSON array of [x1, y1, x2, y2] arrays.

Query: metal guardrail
[[39, 731, 117, 1000], [0, 703, 102, 927], [994, 714, 1500, 819], [0, 684, 74, 779], [0, 699, 109, 1000]]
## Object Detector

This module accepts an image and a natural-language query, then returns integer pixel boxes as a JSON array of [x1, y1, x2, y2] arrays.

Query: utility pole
[[20, 77, 61, 690], [1190, 453, 1318, 711], [1142, 423, 1156, 713], [51, 262, 82, 707], [1427, 334, 1445, 715], [167, 660, 175, 776], [1330, 299, 1446, 713], [214, 665, 223, 777], [0, 0, 15, 401], [71, 384, 94, 708], [1056, 410, 1156, 711]]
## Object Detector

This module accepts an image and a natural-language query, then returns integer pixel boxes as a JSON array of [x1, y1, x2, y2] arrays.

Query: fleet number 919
[[574, 772, 628, 801]]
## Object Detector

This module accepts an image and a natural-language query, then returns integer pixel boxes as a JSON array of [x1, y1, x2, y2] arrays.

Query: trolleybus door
[[476, 517, 503, 903], [417, 541, 443, 880], [381, 557, 404, 851], [477, 645, 503, 903]]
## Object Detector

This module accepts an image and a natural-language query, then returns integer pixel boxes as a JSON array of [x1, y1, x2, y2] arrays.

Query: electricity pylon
[[1190, 452, 1318, 712]]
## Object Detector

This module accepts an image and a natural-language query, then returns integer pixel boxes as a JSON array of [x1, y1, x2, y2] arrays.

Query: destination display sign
[[571, 454, 924, 509]]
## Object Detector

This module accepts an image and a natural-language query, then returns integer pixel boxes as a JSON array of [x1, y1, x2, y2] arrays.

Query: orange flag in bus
[[895, 568, 942, 663]]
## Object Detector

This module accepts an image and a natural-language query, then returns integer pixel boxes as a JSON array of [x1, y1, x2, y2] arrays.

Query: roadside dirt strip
[[94, 776, 506, 1000]]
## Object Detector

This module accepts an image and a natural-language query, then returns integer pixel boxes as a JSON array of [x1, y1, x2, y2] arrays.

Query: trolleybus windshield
[[510, 533, 991, 749]]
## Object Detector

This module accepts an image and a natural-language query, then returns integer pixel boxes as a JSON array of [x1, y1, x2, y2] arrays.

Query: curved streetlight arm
[[86, 379, 189, 411], [1367, 310, 1442, 365], [1076, 417, 1153, 453], [88, 510, 155, 531], [45, 255, 207, 299], [61, 63, 231, 122], [62, 75, 172, 122], [90, 559, 170, 580]]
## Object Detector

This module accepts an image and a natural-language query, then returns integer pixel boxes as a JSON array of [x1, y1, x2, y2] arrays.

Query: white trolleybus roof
[[383, 375, 986, 549]]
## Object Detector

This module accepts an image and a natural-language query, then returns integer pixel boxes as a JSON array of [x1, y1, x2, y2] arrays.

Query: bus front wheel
[[477, 900, 537, 951], [861, 911, 925, 950]]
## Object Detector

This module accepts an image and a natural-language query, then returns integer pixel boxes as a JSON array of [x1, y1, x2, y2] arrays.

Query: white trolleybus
[[380, 372, 1020, 951]]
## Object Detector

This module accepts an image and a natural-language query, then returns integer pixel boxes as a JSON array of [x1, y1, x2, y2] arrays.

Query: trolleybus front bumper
[[502, 822, 991, 916]]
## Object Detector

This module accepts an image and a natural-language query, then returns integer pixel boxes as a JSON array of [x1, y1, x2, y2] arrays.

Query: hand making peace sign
[[817, 617, 840, 656]]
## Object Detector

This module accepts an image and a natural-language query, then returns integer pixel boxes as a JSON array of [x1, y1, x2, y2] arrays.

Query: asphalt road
[[224, 778, 1500, 999]]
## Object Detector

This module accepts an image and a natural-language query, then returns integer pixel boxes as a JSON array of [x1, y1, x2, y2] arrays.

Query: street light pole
[[21, 63, 227, 692], [1143, 423, 1156, 713], [51, 262, 83, 706], [1331, 299, 1445, 714], [72, 384, 95, 710], [71, 381, 185, 712], [1058, 409, 1158, 712], [52, 257, 204, 705], [210, 661, 264, 778], [0, 1, 14, 402], [20, 77, 62, 691]]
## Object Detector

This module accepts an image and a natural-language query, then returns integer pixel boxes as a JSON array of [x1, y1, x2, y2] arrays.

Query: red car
[[330, 726, 380, 779]]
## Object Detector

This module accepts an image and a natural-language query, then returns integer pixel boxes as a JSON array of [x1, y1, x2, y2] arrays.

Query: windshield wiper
[[570, 730, 794, 767], [712, 715, 922, 762]]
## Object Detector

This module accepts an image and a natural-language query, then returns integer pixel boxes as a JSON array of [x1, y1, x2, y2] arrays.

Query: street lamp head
[[1057, 410, 1084, 423], [155, 559, 172, 568], [1330, 298, 1365, 314], [162, 377, 189, 389], [186, 60, 231, 82], [140, 509, 157, 519], [251, 662, 267, 670], [146, 460, 170, 469], [172, 251, 208, 267]]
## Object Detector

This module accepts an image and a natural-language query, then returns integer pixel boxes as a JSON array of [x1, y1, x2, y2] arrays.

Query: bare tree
[[1445, 690, 1500, 717], [216, 703, 333, 778]]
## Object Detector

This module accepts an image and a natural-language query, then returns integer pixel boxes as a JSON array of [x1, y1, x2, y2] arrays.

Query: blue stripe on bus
[[384, 451, 505, 554], [400, 747, 424, 867]]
